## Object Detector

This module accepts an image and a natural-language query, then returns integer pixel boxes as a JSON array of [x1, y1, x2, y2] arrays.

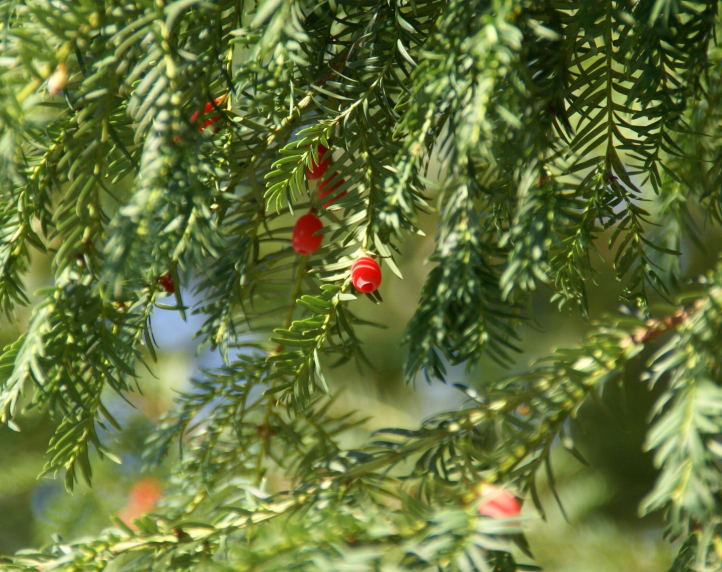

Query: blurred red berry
[[351, 257, 382, 293], [158, 273, 174, 294], [477, 484, 521, 519], [118, 477, 163, 528], [306, 144, 330, 181], [191, 95, 226, 132], [318, 173, 347, 208], [292, 213, 323, 255], [116, 505, 138, 528], [128, 477, 163, 509]]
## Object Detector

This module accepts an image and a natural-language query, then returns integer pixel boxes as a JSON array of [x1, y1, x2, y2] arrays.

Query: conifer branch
[[3, 1, 722, 570]]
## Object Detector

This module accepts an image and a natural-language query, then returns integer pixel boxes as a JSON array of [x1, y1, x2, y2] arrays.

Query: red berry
[[351, 257, 382, 293], [477, 484, 521, 519], [191, 95, 225, 132], [318, 173, 347, 208], [158, 274, 174, 294], [128, 477, 163, 510], [292, 213, 323, 255], [119, 477, 163, 528], [306, 144, 330, 181]]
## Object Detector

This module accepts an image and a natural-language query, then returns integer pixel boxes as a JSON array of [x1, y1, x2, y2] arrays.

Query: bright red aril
[[292, 213, 323, 255], [191, 95, 226, 132], [477, 484, 521, 519], [351, 257, 382, 293], [306, 144, 330, 181], [318, 173, 347, 208]]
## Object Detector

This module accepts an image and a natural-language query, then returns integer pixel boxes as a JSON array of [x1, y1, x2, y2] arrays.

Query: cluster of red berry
[[291, 144, 382, 294], [189, 97, 384, 294], [106, 101, 385, 308]]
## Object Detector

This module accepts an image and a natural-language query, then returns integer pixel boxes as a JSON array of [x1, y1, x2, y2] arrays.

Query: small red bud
[[291, 213, 323, 255], [306, 145, 330, 181], [351, 257, 382, 293], [157, 274, 174, 294]]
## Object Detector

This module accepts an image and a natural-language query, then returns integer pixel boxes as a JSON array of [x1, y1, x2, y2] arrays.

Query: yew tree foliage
[[3, 0, 722, 570]]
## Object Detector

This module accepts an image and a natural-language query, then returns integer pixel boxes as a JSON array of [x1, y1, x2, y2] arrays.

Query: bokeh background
[[1, 172, 721, 571]]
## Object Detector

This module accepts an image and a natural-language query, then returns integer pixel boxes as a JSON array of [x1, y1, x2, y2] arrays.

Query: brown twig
[[629, 296, 708, 345]]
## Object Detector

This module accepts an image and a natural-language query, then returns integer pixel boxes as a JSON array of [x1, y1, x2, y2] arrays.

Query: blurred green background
[[1, 197, 721, 572]]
